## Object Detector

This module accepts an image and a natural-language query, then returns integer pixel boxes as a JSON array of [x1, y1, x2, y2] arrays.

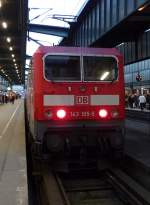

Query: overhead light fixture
[[2, 21, 7, 29], [7, 87, 11, 91], [13, 59, 16, 62], [100, 71, 110, 80], [6, 37, 11, 43], [145, 28, 150, 33], [0, 1, 2, 8], [11, 54, 15, 58], [9, 46, 13, 51], [117, 42, 124, 47], [138, 5, 146, 11]]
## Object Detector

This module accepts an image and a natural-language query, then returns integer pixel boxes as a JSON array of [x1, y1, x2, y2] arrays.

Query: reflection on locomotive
[[25, 46, 125, 162]]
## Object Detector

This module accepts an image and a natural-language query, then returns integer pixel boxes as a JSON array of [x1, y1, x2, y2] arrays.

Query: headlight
[[56, 109, 66, 119], [99, 109, 108, 118]]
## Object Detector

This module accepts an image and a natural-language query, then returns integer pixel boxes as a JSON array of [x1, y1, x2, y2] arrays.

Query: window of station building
[[133, 73, 137, 82], [132, 64, 135, 72], [125, 74, 132, 83], [125, 65, 129, 73], [143, 70, 150, 80], [134, 63, 138, 72], [130, 64, 134, 72], [134, 64, 138, 72], [142, 61, 145, 70], [128, 65, 132, 73], [145, 59, 149, 69], [44, 55, 81, 81], [83, 56, 118, 81], [148, 59, 150, 68], [127, 65, 130, 73], [138, 61, 142, 71], [148, 70, 150, 79]]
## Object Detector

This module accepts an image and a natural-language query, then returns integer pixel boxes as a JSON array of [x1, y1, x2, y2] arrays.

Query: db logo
[[75, 96, 89, 105]]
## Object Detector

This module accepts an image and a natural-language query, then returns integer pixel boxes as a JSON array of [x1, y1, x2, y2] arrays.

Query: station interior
[[0, 0, 150, 205]]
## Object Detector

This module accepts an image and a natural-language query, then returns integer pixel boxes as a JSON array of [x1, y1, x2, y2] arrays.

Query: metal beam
[[0, 57, 11, 60], [26, 55, 31, 59], [29, 24, 69, 37]]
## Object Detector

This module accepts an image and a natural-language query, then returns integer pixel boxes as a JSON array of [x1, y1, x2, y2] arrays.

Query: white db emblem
[[75, 96, 89, 105]]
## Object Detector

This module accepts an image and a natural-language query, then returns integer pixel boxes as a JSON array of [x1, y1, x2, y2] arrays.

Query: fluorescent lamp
[[9, 46, 13, 51], [6, 37, 11, 43], [100, 71, 109, 80], [2, 22, 7, 29], [138, 6, 145, 11]]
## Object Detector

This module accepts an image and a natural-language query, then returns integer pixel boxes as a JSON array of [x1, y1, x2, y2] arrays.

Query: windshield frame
[[43, 53, 82, 82], [43, 53, 119, 83]]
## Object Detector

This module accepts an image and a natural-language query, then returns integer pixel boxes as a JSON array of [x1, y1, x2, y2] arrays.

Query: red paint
[[26, 46, 125, 123]]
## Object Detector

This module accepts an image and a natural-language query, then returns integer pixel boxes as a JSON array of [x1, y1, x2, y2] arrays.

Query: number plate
[[75, 96, 89, 105], [70, 111, 95, 118]]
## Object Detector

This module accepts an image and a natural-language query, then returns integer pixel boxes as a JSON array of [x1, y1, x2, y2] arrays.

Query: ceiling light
[[11, 54, 15, 58], [0, 1, 2, 8], [6, 37, 11, 43], [13, 59, 16, 62], [2, 21, 7, 29], [9, 46, 13, 51], [117, 42, 124, 47], [138, 5, 146, 11], [145, 28, 150, 33], [100, 71, 110, 80]]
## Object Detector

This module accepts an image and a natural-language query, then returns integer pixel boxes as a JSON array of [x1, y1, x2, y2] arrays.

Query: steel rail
[[107, 168, 150, 205]]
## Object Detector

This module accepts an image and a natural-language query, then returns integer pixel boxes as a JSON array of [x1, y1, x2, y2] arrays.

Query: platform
[[126, 108, 150, 121], [0, 99, 28, 205], [125, 118, 150, 168]]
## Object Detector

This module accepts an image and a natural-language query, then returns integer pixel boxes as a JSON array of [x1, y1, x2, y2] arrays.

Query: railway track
[[30, 162, 150, 205]]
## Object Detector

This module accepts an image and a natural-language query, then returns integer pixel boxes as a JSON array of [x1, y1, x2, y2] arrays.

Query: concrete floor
[[125, 119, 150, 168], [0, 99, 28, 205]]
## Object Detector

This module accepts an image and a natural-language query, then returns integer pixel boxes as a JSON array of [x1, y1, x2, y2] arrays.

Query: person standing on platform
[[128, 94, 134, 108], [5, 95, 8, 104], [10, 95, 15, 104], [139, 94, 146, 110], [2, 95, 5, 104], [133, 93, 139, 108]]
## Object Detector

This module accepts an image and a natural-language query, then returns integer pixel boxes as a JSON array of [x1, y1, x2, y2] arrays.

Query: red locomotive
[[25, 46, 125, 161]]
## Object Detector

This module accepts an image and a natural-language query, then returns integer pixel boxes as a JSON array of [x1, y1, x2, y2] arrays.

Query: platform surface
[[125, 118, 150, 169], [126, 107, 150, 112], [0, 99, 28, 205]]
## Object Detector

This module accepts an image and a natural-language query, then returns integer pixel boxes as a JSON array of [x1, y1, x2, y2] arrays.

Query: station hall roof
[[0, 0, 28, 85]]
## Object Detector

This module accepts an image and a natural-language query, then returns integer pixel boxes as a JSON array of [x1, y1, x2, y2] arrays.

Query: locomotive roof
[[34, 46, 122, 57]]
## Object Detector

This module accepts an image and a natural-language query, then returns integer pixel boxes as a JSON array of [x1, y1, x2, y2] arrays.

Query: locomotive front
[[28, 46, 125, 160]]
